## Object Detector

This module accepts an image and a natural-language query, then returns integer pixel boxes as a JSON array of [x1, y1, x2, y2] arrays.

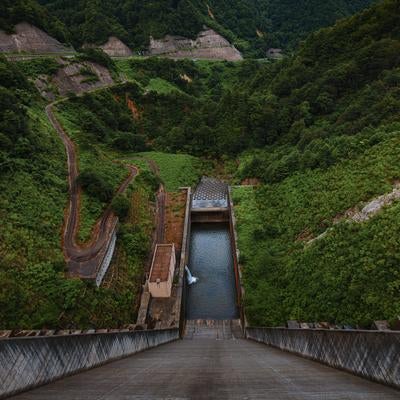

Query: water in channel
[[186, 223, 238, 320]]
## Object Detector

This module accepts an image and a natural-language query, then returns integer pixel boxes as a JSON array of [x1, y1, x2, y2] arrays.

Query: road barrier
[[0, 328, 179, 399], [246, 327, 400, 389]]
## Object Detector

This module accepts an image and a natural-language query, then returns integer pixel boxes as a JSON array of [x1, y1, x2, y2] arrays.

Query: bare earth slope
[[0, 22, 72, 53], [99, 36, 133, 57], [149, 28, 243, 61]]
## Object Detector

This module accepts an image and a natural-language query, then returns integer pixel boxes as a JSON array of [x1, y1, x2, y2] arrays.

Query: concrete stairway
[[184, 319, 244, 339]]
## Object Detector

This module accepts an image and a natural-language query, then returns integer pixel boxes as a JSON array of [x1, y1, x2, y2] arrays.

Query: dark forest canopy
[[1, 0, 375, 56], [0, 0, 69, 43]]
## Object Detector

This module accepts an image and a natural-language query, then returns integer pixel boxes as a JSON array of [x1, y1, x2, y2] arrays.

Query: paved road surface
[[11, 338, 399, 400], [46, 103, 138, 279]]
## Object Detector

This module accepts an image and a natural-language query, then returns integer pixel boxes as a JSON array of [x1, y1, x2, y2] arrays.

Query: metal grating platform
[[192, 177, 228, 209]]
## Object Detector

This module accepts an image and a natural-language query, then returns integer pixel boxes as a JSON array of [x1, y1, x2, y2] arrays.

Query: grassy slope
[[0, 101, 153, 329], [0, 104, 66, 270], [54, 105, 128, 242], [137, 151, 203, 191], [233, 126, 400, 327], [0, 59, 156, 329]]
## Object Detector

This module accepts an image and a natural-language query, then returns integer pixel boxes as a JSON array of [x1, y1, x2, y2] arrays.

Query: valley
[[0, 0, 400, 332], [2, 1, 400, 398]]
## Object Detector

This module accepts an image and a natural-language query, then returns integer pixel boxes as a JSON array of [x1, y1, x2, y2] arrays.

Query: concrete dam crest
[[2, 177, 400, 399]]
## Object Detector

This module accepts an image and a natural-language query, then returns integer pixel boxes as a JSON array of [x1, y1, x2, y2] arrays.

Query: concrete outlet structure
[[148, 244, 176, 298]]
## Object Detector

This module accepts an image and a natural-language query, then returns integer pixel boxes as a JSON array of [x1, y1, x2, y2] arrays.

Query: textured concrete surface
[[52, 61, 114, 97], [247, 327, 400, 389], [184, 319, 243, 340], [11, 338, 399, 400], [99, 36, 133, 57], [192, 177, 228, 209], [0, 23, 71, 53], [149, 28, 242, 61], [1, 329, 179, 399]]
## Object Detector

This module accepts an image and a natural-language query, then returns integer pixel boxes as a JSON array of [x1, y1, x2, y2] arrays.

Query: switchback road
[[46, 102, 138, 281]]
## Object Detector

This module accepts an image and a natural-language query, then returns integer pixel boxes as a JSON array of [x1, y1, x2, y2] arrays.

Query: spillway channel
[[186, 222, 238, 320]]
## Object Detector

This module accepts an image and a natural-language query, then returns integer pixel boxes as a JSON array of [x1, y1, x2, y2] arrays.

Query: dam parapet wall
[[0, 328, 179, 399], [246, 327, 400, 389]]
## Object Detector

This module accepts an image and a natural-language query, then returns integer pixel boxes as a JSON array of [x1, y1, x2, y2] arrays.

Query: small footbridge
[[1, 178, 400, 399]]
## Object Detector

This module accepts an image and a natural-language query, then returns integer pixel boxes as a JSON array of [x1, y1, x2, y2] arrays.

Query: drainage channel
[[185, 178, 240, 327], [186, 222, 238, 320]]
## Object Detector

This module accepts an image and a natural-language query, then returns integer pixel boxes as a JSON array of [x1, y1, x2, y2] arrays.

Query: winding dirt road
[[46, 102, 138, 280]]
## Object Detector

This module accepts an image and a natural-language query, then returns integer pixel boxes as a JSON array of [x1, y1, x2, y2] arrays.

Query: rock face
[[306, 182, 400, 245], [148, 28, 242, 61], [52, 61, 113, 96], [0, 22, 71, 53], [99, 36, 133, 57], [34, 59, 114, 100]]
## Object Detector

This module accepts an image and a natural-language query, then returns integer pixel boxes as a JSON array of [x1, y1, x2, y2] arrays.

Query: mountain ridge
[[1, 0, 376, 57], [1, 0, 400, 329]]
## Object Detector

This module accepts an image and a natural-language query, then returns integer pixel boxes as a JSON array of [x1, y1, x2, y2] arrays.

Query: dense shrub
[[77, 48, 115, 70], [0, 0, 69, 43], [77, 170, 114, 202], [111, 194, 131, 220]]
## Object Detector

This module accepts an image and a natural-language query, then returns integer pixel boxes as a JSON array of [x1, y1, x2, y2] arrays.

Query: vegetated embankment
[[46, 102, 137, 282]]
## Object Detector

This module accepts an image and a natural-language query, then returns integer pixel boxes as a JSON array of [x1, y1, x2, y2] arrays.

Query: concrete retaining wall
[[177, 187, 191, 335], [96, 225, 117, 287], [228, 188, 247, 329], [0, 328, 179, 399], [246, 327, 400, 388]]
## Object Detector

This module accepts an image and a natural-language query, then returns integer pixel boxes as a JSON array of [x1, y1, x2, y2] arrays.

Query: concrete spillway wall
[[0, 329, 179, 399], [185, 222, 238, 320], [95, 224, 117, 286], [228, 188, 246, 327], [246, 327, 400, 389], [184, 183, 245, 325]]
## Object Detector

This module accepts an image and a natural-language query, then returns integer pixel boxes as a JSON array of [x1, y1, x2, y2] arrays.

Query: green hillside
[[206, 0, 376, 54], [0, 0, 69, 43], [0, 0, 374, 56], [1, 0, 400, 329], [231, 0, 400, 327]]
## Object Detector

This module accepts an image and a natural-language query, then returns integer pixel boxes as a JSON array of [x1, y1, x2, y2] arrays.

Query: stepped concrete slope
[[11, 337, 399, 399], [52, 61, 114, 97], [99, 36, 133, 57], [149, 28, 243, 61], [184, 319, 243, 339], [0, 23, 71, 53]]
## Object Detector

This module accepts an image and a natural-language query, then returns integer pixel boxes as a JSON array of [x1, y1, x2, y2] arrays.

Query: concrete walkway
[[11, 339, 399, 399]]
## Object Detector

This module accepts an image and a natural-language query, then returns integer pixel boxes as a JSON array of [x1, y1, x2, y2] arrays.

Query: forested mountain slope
[[236, 0, 400, 181], [205, 0, 376, 54], [231, 0, 400, 327], [2, 0, 375, 56], [0, 0, 69, 43], [1, 0, 399, 330], [103, 0, 399, 161]]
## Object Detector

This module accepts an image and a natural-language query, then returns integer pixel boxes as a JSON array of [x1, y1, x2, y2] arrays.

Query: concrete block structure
[[149, 244, 176, 298]]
